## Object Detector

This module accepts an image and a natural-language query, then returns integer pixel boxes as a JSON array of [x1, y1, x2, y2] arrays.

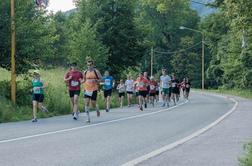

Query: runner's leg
[[32, 100, 38, 120]]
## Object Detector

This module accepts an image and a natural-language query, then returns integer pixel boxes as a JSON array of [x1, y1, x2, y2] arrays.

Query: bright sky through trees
[[47, 0, 75, 12]]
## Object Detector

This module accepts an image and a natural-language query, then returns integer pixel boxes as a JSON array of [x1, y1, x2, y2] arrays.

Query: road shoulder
[[137, 93, 252, 166]]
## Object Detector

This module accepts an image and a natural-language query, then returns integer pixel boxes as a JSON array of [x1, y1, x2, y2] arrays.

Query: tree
[[0, 0, 57, 74], [77, 0, 146, 77]]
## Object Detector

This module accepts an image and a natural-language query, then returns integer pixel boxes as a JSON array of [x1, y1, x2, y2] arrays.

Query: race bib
[[85, 91, 93, 97], [105, 79, 111, 86], [139, 82, 145, 87], [33, 87, 41, 94], [71, 80, 79, 87], [172, 83, 176, 88], [150, 85, 155, 90]]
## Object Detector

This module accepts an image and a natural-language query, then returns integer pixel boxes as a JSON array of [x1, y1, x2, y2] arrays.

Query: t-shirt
[[103, 76, 113, 90], [160, 75, 171, 89], [171, 79, 179, 89], [149, 80, 157, 93], [137, 77, 149, 91], [65, 70, 83, 91], [181, 81, 186, 89], [125, 79, 134, 92], [117, 83, 126, 93]]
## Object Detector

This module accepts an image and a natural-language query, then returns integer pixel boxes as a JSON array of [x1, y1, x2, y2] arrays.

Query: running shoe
[[106, 109, 109, 112], [73, 113, 78, 120], [86, 115, 91, 123], [97, 110, 100, 117], [41, 106, 48, 112], [32, 118, 37, 122], [140, 106, 143, 111], [161, 103, 165, 107]]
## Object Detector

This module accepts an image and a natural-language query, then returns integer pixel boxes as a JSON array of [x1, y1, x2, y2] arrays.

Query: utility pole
[[151, 47, 154, 76], [202, 34, 205, 90], [10, 0, 16, 104]]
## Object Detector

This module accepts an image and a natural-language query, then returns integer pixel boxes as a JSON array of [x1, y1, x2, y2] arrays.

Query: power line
[[153, 41, 202, 55]]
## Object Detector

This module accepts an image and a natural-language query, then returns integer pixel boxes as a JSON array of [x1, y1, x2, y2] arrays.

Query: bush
[[239, 142, 252, 166]]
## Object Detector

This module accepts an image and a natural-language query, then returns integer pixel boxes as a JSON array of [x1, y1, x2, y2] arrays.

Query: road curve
[[0, 92, 235, 166]]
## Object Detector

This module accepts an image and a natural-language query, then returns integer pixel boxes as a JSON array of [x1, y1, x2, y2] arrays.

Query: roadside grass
[[239, 142, 252, 166], [194, 88, 252, 100], [0, 68, 133, 123]]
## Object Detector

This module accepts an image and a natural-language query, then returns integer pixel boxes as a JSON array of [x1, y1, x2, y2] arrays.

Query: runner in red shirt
[[136, 72, 149, 111], [64, 63, 83, 120], [149, 76, 157, 107]]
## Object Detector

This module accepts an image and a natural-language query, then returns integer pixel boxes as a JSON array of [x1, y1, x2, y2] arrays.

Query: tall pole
[[11, 0, 16, 104], [151, 47, 154, 76], [202, 34, 205, 90]]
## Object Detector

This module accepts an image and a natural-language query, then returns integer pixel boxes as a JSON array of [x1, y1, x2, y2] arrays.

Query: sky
[[47, 0, 76, 12]]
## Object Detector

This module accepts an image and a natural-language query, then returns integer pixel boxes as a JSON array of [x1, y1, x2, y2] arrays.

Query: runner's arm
[[41, 80, 48, 89], [95, 69, 102, 82], [64, 73, 72, 81]]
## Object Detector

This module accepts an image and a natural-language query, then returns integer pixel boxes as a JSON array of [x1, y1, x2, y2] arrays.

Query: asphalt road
[[0, 92, 235, 166]]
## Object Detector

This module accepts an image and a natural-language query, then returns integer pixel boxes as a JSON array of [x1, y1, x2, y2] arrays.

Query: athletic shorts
[[171, 88, 180, 94], [149, 93, 156, 97], [104, 89, 112, 98], [169, 87, 172, 97], [127, 91, 133, 94], [32, 94, 44, 102], [69, 90, 80, 98], [186, 88, 190, 93], [162, 88, 170, 95], [139, 91, 147, 98], [135, 92, 139, 97], [119, 92, 125, 98], [84, 90, 98, 101], [156, 90, 159, 95]]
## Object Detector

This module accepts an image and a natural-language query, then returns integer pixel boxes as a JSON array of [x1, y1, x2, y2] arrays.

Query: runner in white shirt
[[160, 69, 171, 107], [117, 79, 126, 108], [125, 75, 134, 107]]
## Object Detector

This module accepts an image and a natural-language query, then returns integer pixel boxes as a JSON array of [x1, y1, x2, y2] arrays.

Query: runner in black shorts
[[102, 71, 114, 112], [185, 77, 191, 100], [82, 57, 102, 123], [117, 79, 126, 108], [64, 63, 83, 120], [171, 74, 180, 105]]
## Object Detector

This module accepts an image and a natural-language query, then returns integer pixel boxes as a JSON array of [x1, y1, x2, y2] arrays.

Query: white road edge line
[[0, 100, 189, 144], [121, 93, 239, 166]]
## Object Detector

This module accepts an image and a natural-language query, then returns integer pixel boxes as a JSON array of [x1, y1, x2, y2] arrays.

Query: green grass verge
[[194, 88, 252, 100], [239, 142, 252, 166]]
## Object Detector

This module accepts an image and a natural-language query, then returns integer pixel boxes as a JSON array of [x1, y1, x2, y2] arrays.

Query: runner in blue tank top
[[102, 71, 114, 112]]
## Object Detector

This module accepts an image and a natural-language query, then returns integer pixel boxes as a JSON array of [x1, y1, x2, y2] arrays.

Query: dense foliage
[[0, 0, 252, 105], [201, 0, 252, 89]]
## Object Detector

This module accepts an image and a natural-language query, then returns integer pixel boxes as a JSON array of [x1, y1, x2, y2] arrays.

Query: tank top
[[32, 78, 44, 94], [84, 70, 99, 91]]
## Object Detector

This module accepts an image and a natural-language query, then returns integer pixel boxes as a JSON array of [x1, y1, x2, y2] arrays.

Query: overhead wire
[[153, 41, 202, 55]]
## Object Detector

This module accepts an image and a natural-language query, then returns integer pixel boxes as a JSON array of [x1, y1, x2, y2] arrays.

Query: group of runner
[[31, 58, 191, 123]]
